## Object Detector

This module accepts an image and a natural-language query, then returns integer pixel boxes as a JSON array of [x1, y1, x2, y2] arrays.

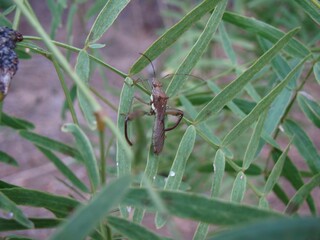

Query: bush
[[0, 0, 319, 239]]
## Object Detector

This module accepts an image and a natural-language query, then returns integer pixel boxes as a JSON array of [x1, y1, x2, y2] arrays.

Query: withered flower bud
[[0, 26, 23, 101]]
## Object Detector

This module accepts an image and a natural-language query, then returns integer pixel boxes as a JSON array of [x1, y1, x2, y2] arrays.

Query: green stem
[[52, 58, 79, 125], [90, 87, 118, 112], [99, 128, 106, 184], [23, 36, 127, 78]]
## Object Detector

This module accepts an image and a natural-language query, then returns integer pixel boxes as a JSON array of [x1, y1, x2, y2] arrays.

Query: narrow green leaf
[[61, 123, 100, 192], [293, 0, 320, 25], [198, 160, 262, 176], [0, 218, 61, 231], [123, 189, 284, 225], [259, 196, 269, 209], [223, 12, 310, 58], [37, 147, 89, 193], [297, 93, 320, 128], [211, 150, 226, 197], [264, 142, 291, 194], [1, 234, 33, 240], [243, 111, 267, 169], [285, 172, 320, 215], [88, 43, 106, 49], [219, 22, 237, 65], [86, 0, 131, 44], [314, 62, 320, 85], [19, 130, 82, 161], [230, 172, 247, 203], [107, 216, 163, 240], [195, 28, 300, 123], [76, 50, 96, 129], [166, 0, 227, 97], [0, 113, 34, 130], [283, 120, 320, 173], [0, 151, 18, 166], [179, 96, 225, 155], [193, 150, 225, 240], [1, 188, 79, 218], [163, 126, 196, 191], [116, 77, 135, 217], [222, 54, 310, 146], [155, 125, 196, 228], [130, 0, 222, 74], [50, 176, 131, 240], [133, 145, 159, 223], [0, 193, 33, 229], [271, 149, 316, 215], [209, 217, 320, 240]]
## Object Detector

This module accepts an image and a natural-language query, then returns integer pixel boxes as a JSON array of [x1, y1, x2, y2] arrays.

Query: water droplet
[[169, 171, 175, 177], [240, 173, 244, 180], [126, 206, 132, 213], [6, 212, 14, 219], [279, 125, 284, 132], [153, 176, 156, 180], [116, 162, 119, 167]]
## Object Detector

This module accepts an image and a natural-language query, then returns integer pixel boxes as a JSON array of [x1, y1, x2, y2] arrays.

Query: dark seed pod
[[0, 26, 23, 101]]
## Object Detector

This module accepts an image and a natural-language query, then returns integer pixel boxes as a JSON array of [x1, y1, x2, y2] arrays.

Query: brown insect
[[125, 54, 184, 154]]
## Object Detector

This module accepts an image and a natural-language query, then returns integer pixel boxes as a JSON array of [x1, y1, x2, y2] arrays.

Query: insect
[[125, 54, 184, 154], [0, 26, 23, 101]]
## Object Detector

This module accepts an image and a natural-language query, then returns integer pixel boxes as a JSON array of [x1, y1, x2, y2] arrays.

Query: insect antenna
[[138, 53, 156, 86]]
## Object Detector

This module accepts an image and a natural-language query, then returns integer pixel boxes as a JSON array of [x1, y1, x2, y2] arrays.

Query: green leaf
[[243, 111, 267, 170], [285, 173, 320, 215], [166, 0, 227, 97], [297, 93, 320, 128], [123, 189, 284, 225], [116, 77, 135, 217], [19, 130, 82, 161], [61, 123, 100, 192], [211, 150, 226, 197], [75, 50, 96, 129], [222, 54, 310, 146], [223, 12, 310, 58], [293, 0, 320, 25], [314, 62, 320, 85], [195, 28, 300, 123], [133, 145, 160, 223], [1, 188, 79, 218], [155, 125, 196, 228], [37, 147, 89, 193], [0, 218, 61, 232], [198, 160, 262, 176], [130, 0, 222, 75], [0, 193, 33, 229], [219, 22, 237, 65], [50, 176, 131, 240], [230, 172, 247, 203], [271, 149, 316, 215], [107, 216, 163, 240], [209, 217, 320, 240], [193, 150, 225, 240], [0, 151, 18, 166], [264, 142, 291, 194], [283, 120, 320, 173], [88, 43, 106, 49], [0, 113, 34, 130], [86, 0, 131, 44]]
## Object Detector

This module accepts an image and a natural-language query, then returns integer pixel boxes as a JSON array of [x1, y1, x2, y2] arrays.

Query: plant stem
[[52, 58, 79, 125]]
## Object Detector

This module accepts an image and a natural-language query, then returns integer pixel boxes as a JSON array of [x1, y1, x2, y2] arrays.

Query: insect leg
[[125, 110, 151, 145], [164, 108, 184, 132]]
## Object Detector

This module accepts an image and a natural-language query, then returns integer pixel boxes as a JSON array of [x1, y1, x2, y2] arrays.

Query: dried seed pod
[[0, 26, 23, 101]]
